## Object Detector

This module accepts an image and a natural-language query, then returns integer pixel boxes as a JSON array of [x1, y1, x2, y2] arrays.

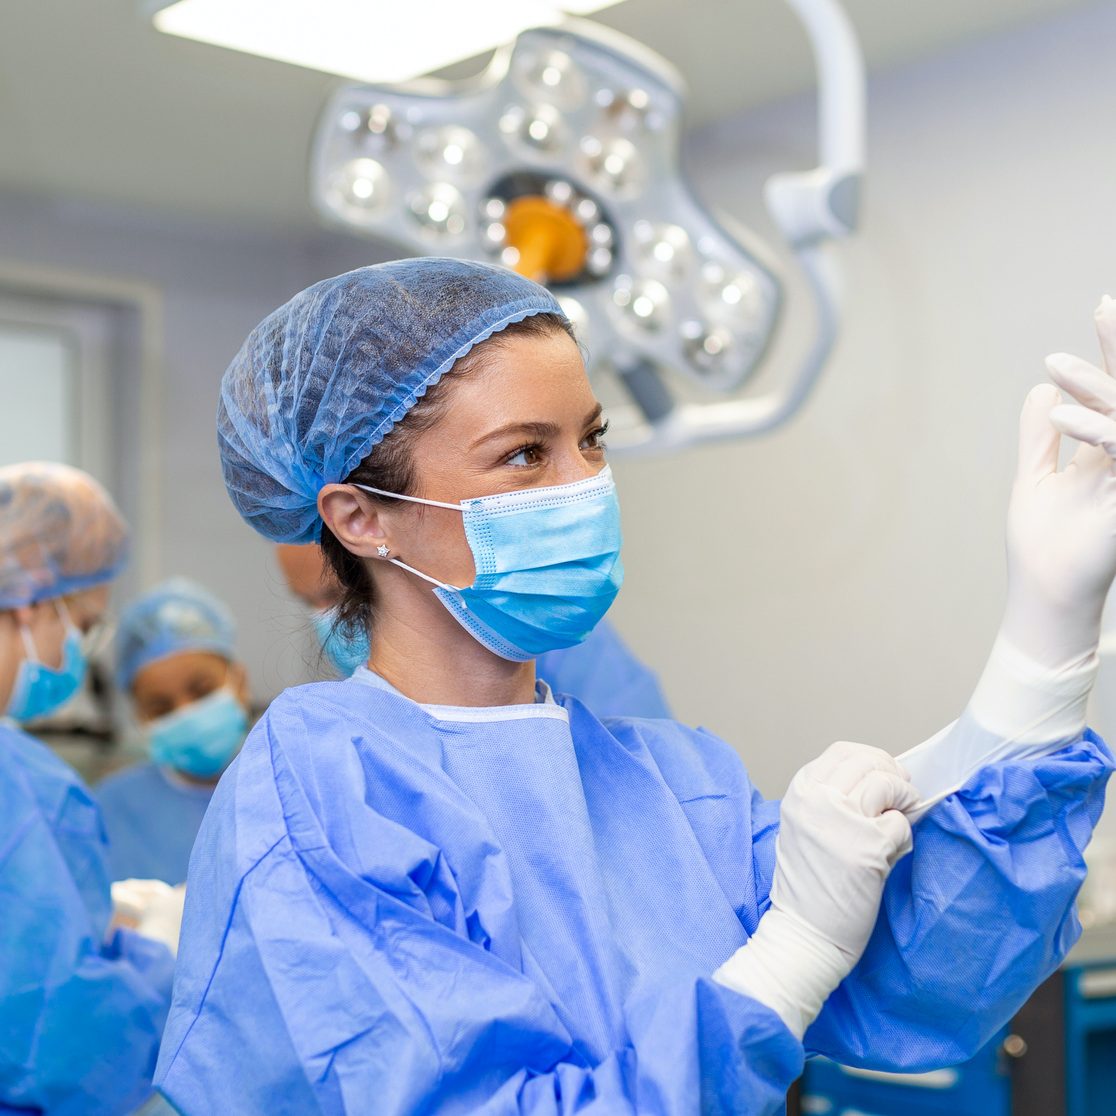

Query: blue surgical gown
[[538, 619, 671, 718], [0, 723, 174, 1116], [155, 673, 1111, 1115], [95, 762, 214, 885]]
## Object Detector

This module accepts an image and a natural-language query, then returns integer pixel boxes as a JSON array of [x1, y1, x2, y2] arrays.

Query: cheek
[[408, 510, 477, 586], [27, 613, 67, 671]]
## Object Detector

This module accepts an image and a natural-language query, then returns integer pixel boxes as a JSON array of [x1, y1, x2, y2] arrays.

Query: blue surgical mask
[[146, 687, 248, 778], [355, 466, 623, 661], [311, 609, 370, 676], [6, 606, 88, 723]]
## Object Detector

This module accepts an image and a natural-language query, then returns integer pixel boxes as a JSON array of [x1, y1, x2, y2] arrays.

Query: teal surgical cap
[[116, 578, 237, 690], [217, 257, 564, 544], [0, 462, 129, 609]]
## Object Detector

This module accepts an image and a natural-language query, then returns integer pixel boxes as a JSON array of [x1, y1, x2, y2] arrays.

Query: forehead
[[442, 330, 594, 424], [132, 649, 230, 695]]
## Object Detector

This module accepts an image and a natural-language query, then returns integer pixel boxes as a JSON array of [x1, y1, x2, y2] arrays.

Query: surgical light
[[310, 1, 866, 452]]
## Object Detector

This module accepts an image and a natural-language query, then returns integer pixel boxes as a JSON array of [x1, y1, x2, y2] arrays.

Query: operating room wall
[[1, 2, 1114, 797]]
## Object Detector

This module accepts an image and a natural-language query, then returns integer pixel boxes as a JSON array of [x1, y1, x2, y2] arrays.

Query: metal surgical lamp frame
[[309, 0, 865, 456], [619, 0, 864, 454]]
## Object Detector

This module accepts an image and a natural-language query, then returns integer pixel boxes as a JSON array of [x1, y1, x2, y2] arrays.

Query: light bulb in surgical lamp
[[329, 158, 391, 219], [611, 277, 670, 334], [499, 104, 567, 157], [514, 49, 587, 110], [700, 263, 764, 324], [415, 126, 485, 184], [580, 136, 643, 195], [681, 320, 738, 374], [408, 183, 468, 237], [633, 221, 693, 281]]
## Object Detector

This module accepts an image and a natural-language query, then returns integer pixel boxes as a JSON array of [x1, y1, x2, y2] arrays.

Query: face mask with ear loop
[[353, 466, 624, 662], [5, 599, 88, 723]]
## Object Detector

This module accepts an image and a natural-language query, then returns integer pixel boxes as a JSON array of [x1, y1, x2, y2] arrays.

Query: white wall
[[1, 2, 1114, 795]]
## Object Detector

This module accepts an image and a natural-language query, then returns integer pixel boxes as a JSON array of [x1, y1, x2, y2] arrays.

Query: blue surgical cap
[[116, 578, 237, 690], [0, 462, 129, 609], [217, 258, 564, 543]]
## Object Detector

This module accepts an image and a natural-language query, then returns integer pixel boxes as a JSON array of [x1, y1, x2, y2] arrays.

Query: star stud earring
[[376, 544, 390, 558]]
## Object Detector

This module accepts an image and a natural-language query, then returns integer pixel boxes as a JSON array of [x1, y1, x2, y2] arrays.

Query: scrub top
[[539, 619, 671, 719], [156, 672, 1111, 1115], [0, 723, 174, 1116], [96, 762, 214, 885]]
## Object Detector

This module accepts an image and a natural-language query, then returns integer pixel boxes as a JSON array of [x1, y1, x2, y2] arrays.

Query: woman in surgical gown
[[156, 261, 1115, 1115], [0, 463, 175, 1115], [96, 579, 252, 884]]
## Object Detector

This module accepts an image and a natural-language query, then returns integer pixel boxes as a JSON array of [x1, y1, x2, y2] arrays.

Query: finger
[[1096, 295, 1116, 378], [811, 741, 904, 792], [1046, 353, 1116, 417], [848, 769, 921, 817], [1017, 383, 1062, 484], [1049, 403, 1116, 458], [877, 809, 914, 866]]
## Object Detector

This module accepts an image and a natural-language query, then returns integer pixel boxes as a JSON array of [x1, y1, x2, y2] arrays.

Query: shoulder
[[0, 721, 86, 792], [567, 700, 756, 801]]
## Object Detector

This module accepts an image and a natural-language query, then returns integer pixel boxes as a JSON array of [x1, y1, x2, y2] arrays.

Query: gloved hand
[[110, 878, 187, 957], [964, 296, 1116, 747], [714, 742, 918, 1039]]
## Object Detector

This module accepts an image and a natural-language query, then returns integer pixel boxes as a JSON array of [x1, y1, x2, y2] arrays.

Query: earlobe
[[317, 484, 391, 558]]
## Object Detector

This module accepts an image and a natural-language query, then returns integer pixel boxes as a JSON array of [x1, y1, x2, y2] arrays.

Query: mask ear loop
[[347, 484, 468, 593]]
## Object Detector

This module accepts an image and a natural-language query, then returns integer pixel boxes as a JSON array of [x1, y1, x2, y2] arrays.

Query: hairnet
[[116, 578, 237, 690], [217, 257, 564, 543], [0, 461, 129, 609]]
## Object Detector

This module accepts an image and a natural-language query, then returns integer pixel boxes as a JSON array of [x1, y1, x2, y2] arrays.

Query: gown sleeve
[[155, 707, 801, 1116], [0, 730, 174, 1116], [806, 730, 1113, 1068]]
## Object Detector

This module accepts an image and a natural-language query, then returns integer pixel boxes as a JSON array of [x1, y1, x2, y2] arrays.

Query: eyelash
[[503, 422, 610, 467]]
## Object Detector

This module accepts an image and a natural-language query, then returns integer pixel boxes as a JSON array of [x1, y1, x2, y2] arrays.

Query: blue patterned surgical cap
[[0, 462, 129, 609], [217, 258, 564, 543], [116, 578, 237, 690]]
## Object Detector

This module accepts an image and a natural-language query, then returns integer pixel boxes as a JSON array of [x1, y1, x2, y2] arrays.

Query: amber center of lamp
[[504, 196, 589, 283]]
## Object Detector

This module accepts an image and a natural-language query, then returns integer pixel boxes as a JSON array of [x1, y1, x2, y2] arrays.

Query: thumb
[[1096, 295, 1116, 379], [1017, 382, 1062, 485]]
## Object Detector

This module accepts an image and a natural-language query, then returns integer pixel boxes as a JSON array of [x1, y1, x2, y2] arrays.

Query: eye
[[504, 443, 544, 468], [581, 421, 610, 452]]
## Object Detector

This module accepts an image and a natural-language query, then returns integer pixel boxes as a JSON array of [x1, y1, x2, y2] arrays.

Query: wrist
[[713, 907, 852, 1041], [969, 628, 1097, 744], [1000, 583, 1103, 671]]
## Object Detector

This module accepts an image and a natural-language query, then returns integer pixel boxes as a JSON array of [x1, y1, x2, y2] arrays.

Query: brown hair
[[319, 312, 577, 644]]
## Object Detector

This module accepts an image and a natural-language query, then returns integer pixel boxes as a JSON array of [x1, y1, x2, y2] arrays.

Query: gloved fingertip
[[1043, 354, 1075, 379]]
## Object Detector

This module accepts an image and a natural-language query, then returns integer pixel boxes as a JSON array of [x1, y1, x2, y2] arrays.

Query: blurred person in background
[[96, 578, 251, 885], [0, 462, 180, 1116]]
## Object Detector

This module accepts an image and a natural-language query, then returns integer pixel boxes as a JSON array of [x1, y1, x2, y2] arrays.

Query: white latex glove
[[714, 742, 918, 1039], [959, 297, 1116, 750], [110, 878, 186, 957]]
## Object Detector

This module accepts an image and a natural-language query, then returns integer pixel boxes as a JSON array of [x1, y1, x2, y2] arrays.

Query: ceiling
[[0, 0, 1103, 231]]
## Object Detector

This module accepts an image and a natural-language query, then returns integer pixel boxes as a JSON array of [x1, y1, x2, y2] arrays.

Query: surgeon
[[96, 579, 250, 884], [276, 540, 672, 715], [0, 462, 179, 1115], [157, 261, 1114, 1115]]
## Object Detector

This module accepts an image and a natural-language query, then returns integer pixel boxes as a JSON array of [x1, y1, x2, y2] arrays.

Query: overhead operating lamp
[[306, 0, 865, 453]]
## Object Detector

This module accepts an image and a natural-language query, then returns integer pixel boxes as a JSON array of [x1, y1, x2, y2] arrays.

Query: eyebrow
[[470, 404, 604, 451]]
